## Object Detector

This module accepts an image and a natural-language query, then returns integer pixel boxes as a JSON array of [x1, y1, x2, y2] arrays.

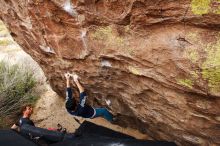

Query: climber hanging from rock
[[64, 72, 115, 122]]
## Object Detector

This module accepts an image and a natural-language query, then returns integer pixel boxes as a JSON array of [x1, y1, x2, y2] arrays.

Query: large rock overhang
[[0, 0, 220, 145]]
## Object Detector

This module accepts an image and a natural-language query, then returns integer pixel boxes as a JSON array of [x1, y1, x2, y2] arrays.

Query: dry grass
[[0, 61, 39, 128]]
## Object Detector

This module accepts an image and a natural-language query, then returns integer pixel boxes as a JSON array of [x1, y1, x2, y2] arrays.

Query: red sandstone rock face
[[0, 0, 220, 145]]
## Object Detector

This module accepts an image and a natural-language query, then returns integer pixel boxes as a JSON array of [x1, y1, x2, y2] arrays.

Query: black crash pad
[[51, 121, 177, 146], [0, 121, 177, 146], [0, 130, 37, 146]]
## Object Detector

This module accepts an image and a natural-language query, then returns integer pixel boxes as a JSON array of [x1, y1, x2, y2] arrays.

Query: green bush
[[0, 39, 11, 46], [0, 61, 39, 128]]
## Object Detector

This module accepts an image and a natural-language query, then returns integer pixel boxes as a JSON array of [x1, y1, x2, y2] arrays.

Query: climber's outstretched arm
[[65, 73, 73, 106], [65, 73, 71, 88], [73, 74, 84, 93]]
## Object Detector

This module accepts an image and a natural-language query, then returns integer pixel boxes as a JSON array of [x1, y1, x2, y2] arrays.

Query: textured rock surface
[[0, 0, 220, 145]]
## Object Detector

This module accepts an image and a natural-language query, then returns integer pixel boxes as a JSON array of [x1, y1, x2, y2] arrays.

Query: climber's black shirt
[[16, 117, 35, 127], [65, 88, 95, 118]]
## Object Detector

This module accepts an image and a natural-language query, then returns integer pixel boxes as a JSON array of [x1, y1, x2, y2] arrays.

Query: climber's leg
[[92, 108, 113, 122]]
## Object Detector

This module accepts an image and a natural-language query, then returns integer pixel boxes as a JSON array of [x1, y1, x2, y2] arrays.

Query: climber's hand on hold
[[70, 73, 84, 93], [73, 74, 79, 82], [70, 73, 79, 83], [65, 73, 71, 80]]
